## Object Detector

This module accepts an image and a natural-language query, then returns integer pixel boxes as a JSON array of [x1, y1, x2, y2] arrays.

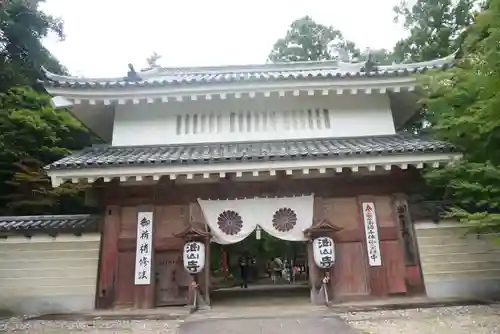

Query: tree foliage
[[393, 0, 478, 62], [5, 157, 88, 215], [268, 16, 360, 62], [268, 16, 397, 66], [0, 0, 67, 90], [0, 87, 93, 215], [0, 1, 94, 215], [421, 0, 500, 233], [391, 0, 481, 132]]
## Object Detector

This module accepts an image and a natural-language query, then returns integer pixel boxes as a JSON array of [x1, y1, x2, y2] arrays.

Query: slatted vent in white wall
[[175, 109, 331, 136]]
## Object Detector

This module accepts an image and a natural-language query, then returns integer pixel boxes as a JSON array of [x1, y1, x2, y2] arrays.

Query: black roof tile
[[46, 134, 457, 170], [0, 214, 102, 236], [40, 54, 456, 89]]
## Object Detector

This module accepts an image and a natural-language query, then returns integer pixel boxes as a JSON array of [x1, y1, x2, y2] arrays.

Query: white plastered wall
[[0, 234, 100, 315], [112, 93, 396, 146], [415, 221, 500, 299]]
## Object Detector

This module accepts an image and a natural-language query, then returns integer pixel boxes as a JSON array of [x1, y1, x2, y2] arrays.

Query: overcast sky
[[40, 0, 410, 78]]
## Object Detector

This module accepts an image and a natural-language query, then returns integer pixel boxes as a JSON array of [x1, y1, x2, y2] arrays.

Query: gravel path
[[0, 319, 183, 333], [2, 305, 500, 333], [341, 305, 500, 334]]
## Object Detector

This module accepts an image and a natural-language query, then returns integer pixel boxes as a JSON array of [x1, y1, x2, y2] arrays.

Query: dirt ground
[[342, 305, 500, 334], [2, 305, 500, 333]]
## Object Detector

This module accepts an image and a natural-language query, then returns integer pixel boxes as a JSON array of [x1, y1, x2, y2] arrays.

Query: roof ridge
[[147, 60, 342, 76], [40, 52, 457, 85]]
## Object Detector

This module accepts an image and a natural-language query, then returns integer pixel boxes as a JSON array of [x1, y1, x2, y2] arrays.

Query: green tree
[[393, 0, 478, 62], [0, 1, 96, 215], [0, 0, 67, 91], [268, 16, 360, 62], [0, 87, 94, 215], [392, 0, 480, 132], [269, 16, 398, 66], [421, 0, 500, 234], [4, 158, 88, 215]]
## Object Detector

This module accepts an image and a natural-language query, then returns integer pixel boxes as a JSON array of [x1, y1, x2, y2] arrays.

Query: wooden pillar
[[96, 205, 120, 309], [221, 247, 228, 278], [306, 241, 319, 299], [204, 237, 211, 305], [133, 205, 156, 309], [394, 194, 426, 295]]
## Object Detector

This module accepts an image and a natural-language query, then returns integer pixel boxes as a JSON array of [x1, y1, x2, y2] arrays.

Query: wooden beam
[[102, 170, 421, 206]]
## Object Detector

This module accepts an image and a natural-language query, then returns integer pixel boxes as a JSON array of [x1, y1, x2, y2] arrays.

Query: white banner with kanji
[[134, 211, 154, 285], [362, 202, 382, 267]]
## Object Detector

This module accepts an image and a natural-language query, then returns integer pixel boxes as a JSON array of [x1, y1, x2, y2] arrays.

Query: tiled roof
[[46, 134, 457, 171], [0, 214, 102, 235], [41, 53, 455, 89]]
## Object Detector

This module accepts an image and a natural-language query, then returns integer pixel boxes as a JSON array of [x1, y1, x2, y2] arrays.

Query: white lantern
[[312, 237, 335, 269], [183, 241, 206, 274]]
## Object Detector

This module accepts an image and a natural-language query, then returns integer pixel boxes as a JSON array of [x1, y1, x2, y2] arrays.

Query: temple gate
[[39, 53, 460, 309]]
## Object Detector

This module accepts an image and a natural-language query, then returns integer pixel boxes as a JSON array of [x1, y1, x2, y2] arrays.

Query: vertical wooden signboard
[[362, 202, 382, 267], [135, 212, 154, 285]]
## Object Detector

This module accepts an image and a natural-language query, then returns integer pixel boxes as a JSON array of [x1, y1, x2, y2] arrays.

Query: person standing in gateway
[[239, 255, 249, 288]]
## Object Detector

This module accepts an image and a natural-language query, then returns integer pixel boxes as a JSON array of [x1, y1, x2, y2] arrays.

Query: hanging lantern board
[[312, 237, 335, 269], [183, 241, 206, 274]]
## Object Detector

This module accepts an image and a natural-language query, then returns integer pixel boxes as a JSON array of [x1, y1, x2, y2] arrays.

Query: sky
[[40, 0, 410, 78]]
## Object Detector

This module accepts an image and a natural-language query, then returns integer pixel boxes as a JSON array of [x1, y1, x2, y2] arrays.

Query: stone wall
[[0, 234, 100, 315], [415, 221, 500, 299]]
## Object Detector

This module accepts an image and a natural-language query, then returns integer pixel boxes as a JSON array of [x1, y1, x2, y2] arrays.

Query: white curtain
[[197, 195, 314, 244], [257, 195, 314, 241], [197, 198, 258, 244]]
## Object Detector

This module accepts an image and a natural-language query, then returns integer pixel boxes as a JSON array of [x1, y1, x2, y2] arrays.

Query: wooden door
[[114, 251, 135, 307], [155, 251, 190, 306], [333, 242, 370, 298], [381, 240, 407, 294]]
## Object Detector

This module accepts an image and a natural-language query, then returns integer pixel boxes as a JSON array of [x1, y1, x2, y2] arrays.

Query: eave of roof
[[45, 134, 457, 171], [0, 214, 102, 237]]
